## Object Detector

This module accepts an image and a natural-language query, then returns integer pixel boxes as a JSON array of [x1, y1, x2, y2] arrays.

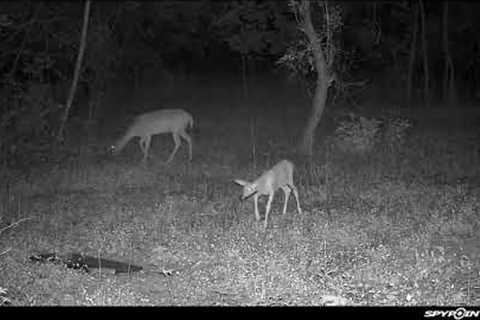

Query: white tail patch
[[111, 108, 193, 164], [234, 159, 302, 230]]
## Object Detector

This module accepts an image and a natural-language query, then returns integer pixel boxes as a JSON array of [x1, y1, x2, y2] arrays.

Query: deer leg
[[290, 184, 302, 214], [264, 192, 274, 230], [253, 194, 260, 221], [166, 133, 181, 163], [138, 138, 145, 155], [282, 186, 291, 215], [139, 136, 151, 164], [179, 130, 192, 161]]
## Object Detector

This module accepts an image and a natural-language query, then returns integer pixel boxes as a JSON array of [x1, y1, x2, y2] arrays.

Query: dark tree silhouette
[[57, 0, 91, 142]]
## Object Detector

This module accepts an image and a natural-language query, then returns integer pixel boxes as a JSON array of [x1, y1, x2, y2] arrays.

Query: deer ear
[[234, 179, 248, 186]]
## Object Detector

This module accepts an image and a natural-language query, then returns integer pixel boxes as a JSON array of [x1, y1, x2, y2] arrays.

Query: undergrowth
[[1, 80, 479, 306]]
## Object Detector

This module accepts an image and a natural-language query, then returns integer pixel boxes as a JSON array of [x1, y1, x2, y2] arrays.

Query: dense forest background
[[1, 0, 480, 163]]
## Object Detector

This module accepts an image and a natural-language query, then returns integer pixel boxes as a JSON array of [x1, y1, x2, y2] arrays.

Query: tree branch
[[0, 217, 33, 235]]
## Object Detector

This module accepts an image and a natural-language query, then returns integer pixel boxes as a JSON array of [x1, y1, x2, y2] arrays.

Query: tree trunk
[[86, 86, 103, 144], [406, 3, 418, 106], [302, 80, 328, 155], [418, 0, 430, 107], [298, 0, 331, 156], [442, 1, 457, 105], [442, 1, 448, 100], [371, 2, 376, 25], [446, 53, 456, 105], [448, 58, 456, 105], [241, 53, 249, 100], [57, 0, 91, 142], [240, 20, 249, 101]]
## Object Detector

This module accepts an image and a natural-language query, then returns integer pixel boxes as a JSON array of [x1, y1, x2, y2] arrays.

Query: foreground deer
[[234, 159, 302, 230], [110, 108, 193, 164]]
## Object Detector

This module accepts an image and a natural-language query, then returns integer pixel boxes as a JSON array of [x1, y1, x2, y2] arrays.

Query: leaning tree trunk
[[418, 0, 430, 108], [57, 0, 91, 142], [302, 80, 328, 155], [406, 2, 418, 106], [298, 0, 331, 156]]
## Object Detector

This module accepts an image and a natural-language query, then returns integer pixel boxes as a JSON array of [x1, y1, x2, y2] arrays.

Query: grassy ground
[[1, 76, 480, 306]]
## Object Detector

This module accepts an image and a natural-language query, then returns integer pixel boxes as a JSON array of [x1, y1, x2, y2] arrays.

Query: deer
[[110, 108, 193, 164], [234, 159, 302, 230]]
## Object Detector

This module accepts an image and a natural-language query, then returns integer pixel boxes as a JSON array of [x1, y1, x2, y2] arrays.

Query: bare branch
[[0, 217, 33, 235], [7, 3, 42, 77], [0, 248, 11, 257]]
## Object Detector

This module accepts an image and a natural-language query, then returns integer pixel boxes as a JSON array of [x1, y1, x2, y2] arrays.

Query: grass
[[0, 75, 479, 306]]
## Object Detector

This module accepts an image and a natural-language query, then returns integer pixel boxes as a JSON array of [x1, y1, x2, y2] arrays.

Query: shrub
[[0, 80, 62, 166], [378, 114, 414, 150], [333, 113, 382, 155]]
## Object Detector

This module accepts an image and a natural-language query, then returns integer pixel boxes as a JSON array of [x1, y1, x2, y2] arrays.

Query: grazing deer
[[234, 159, 302, 230], [110, 108, 193, 164]]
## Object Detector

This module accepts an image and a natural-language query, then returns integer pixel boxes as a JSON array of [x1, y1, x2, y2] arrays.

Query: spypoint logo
[[424, 308, 480, 320]]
